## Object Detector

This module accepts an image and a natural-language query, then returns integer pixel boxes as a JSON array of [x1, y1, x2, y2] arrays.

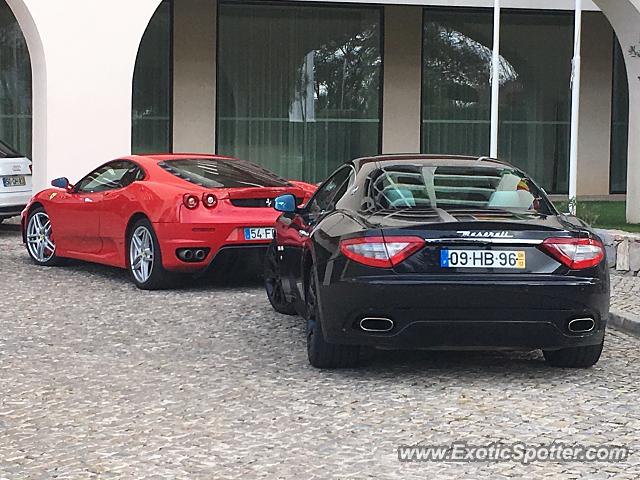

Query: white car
[[0, 140, 32, 224]]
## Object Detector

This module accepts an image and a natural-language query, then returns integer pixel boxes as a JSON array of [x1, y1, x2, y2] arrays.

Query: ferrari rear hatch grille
[[231, 197, 304, 208]]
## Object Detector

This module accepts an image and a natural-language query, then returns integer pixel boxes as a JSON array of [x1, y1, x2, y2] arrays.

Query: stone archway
[[4, 0, 163, 190], [593, 0, 640, 223]]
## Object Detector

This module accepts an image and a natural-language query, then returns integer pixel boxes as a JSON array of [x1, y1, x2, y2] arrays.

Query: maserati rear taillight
[[340, 236, 425, 268], [540, 237, 605, 270]]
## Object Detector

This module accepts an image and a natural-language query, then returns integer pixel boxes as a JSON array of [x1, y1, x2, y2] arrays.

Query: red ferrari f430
[[21, 154, 316, 289]]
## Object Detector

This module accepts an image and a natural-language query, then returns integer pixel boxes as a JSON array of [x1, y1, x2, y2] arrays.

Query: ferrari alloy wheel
[[130, 225, 155, 284], [264, 240, 296, 315], [26, 208, 59, 266], [306, 268, 360, 369], [127, 218, 172, 290]]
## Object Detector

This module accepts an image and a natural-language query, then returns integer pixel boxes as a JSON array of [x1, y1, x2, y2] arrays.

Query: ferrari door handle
[[298, 230, 310, 237]]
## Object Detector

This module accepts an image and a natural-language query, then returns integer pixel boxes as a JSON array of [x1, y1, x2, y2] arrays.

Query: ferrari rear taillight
[[340, 236, 425, 268], [540, 237, 605, 270], [183, 194, 199, 210], [202, 193, 218, 209]]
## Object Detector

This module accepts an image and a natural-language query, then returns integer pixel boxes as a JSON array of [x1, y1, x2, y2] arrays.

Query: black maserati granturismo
[[264, 155, 609, 369]]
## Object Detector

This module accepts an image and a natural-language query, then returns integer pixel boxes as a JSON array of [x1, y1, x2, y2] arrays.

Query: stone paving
[[2, 218, 640, 479], [611, 275, 640, 320]]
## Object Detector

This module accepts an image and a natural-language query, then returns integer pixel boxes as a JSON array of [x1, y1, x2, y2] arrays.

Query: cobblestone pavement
[[611, 275, 640, 319], [1, 219, 640, 479]]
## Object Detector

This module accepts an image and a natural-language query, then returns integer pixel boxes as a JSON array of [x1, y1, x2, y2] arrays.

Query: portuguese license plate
[[440, 249, 526, 269], [244, 227, 275, 241], [2, 175, 26, 187]]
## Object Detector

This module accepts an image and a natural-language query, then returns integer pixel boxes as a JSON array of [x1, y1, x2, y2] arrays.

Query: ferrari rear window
[[364, 164, 554, 215], [159, 159, 290, 188]]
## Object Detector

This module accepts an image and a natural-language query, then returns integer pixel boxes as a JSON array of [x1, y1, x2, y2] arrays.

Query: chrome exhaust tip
[[360, 317, 394, 333], [183, 249, 194, 261], [194, 249, 206, 261], [568, 318, 596, 334]]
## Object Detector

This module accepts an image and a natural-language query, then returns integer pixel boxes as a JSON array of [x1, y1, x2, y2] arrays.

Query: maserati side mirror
[[274, 194, 297, 213]]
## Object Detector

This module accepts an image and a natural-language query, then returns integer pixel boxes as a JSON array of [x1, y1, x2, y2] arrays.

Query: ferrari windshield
[[364, 164, 554, 215], [159, 158, 290, 188]]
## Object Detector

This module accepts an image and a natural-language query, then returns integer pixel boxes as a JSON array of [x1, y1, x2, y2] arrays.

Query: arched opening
[[0, 0, 31, 158], [132, 0, 173, 154]]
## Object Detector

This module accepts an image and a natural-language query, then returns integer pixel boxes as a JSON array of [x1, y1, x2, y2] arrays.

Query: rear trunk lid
[[0, 156, 32, 192], [363, 208, 581, 275]]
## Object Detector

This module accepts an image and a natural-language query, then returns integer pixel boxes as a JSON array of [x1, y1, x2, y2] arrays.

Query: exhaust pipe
[[183, 249, 194, 261], [568, 318, 596, 334], [360, 317, 394, 333], [194, 249, 206, 261]]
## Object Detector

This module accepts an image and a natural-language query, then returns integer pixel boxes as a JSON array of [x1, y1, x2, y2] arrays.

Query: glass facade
[[610, 39, 629, 194], [0, 1, 31, 158], [422, 9, 573, 194], [217, 1, 382, 183], [132, 0, 172, 154]]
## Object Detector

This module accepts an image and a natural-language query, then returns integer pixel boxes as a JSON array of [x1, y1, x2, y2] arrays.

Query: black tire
[[264, 240, 297, 315], [25, 207, 62, 266], [127, 217, 173, 290], [543, 340, 604, 368], [306, 268, 360, 369]]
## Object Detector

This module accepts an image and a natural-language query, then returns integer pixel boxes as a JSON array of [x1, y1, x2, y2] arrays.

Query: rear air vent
[[231, 197, 303, 208]]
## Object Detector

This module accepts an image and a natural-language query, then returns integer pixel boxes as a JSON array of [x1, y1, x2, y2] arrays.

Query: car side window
[[75, 161, 142, 193], [306, 166, 354, 219]]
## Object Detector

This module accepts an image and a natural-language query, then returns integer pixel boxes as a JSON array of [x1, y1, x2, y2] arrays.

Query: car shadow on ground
[[24, 255, 266, 290], [0, 222, 21, 237]]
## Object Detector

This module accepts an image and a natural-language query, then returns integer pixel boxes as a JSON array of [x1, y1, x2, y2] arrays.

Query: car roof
[[132, 153, 238, 162], [350, 154, 513, 170]]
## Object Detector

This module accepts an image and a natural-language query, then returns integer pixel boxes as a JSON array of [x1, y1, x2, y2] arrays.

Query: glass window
[[159, 158, 291, 188], [76, 161, 142, 193], [0, 1, 31, 158], [421, 10, 493, 158], [307, 165, 353, 216], [499, 12, 573, 194], [218, 1, 382, 183], [365, 163, 553, 215], [132, 0, 172, 154], [422, 9, 573, 194], [610, 38, 629, 194]]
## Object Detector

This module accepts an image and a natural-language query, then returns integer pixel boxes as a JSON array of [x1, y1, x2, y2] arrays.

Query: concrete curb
[[609, 308, 640, 337]]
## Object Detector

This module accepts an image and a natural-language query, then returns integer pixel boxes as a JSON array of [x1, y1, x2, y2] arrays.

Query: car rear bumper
[[0, 190, 31, 217], [154, 221, 275, 272], [317, 275, 609, 351]]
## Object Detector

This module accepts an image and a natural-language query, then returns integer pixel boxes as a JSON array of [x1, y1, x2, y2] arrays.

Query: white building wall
[[6, 0, 163, 190], [5, 0, 640, 222], [173, 0, 217, 153]]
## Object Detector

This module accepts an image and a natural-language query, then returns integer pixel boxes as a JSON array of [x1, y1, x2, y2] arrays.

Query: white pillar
[[594, 0, 640, 223], [568, 0, 582, 214], [489, 0, 501, 159], [382, 5, 422, 154], [5, 0, 163, 190], [173, 0, 217, 153]]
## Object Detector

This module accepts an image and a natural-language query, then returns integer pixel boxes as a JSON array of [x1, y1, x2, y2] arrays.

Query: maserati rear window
[[364, 164, 553, 215], [159, 159, 291, 188]]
